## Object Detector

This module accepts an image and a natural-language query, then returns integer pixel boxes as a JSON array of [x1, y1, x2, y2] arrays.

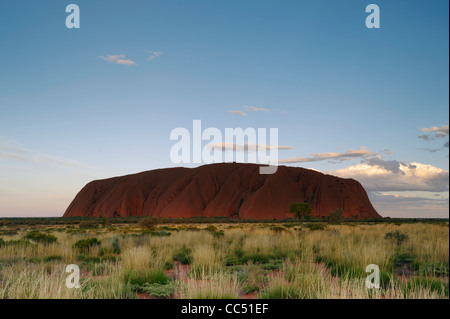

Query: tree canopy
[[289, 203, 312, 221]]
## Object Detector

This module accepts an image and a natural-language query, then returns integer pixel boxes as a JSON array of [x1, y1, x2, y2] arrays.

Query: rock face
[[63, 163, 381, 219]]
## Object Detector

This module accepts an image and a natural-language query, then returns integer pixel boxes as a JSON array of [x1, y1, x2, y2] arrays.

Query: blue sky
[[0, 0, 448, 217]]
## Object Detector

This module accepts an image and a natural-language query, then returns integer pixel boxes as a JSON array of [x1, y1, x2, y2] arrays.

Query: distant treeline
[[0, 216, 448, 226]]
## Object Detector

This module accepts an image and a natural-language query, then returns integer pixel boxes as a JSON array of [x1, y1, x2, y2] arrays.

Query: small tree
[[101, 216, 108, 228], [140, 217, 158, 229], [289, 203, 312, 222], [327, 208, 345, 224]]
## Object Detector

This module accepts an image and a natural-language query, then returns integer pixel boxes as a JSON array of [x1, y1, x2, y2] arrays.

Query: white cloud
[[146, 51, 163, 60], [278, 147, 375, 164], [421, 124, 449, 135], [327, 158, 449, 192], [99, 54, 136, 66]]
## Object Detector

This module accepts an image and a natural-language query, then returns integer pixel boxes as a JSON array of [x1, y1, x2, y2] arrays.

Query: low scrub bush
[[401, 277, 449, 297], [73, 237, 101, 251], [204, 225, 218, 232], [327, 208, 345, 225], [139, 217, 159, 229], [142, 230, 171, 237], [112, 237, 121, 254], [4, 239, 34, 247], [79, 221, 99, 229], [213, 230, 225, 238], [309, 224, 326, 231], [24, 231, 57, 245], [173, 246, 192, 265], [384, 230, 408, 245], [43, 255, 63, 262], [132, 282, 177, 298], [123, 269, 170, 286]]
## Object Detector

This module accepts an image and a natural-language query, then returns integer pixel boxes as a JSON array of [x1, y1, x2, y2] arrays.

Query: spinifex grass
[[0, 222, 448, 299]]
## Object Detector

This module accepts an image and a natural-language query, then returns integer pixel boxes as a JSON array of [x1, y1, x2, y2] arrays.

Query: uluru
[[63, 163, 381, 219]]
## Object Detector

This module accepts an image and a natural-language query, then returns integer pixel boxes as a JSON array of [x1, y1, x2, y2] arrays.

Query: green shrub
[[73, 237, 101, 251], [204, 225, 218, 232], [416, 262, 449, 277], [101, 255, 117, 263], [77, 254, 101, 264], [225, 257, 240, 266], [66, 228, 86, 234], [289, 202, 312, 221], [260, 284, 304, 299], [241, 286, 260, 294], [148, 230, 171, 237], [132, 282, 177, 298], [173, 246, 192, 265], [43, 255, 63, 262], [394, 252, 415, 267], [245, 251, 284, 263], [164, 261, 175, 270], [327, 208, 345, 224], [112, 237, 121, 254], [271, 226, 285, 232], [309, 223, 326, 231], [79, 221, 99, 229], [139, 217, 158, 229], [0, 229, 18, 236], [235, 248, 244, 259], [124, 269, 170, 286], [213, 230, 225, 238], [401, 277, 449, 297], [385, 231, 408, 245], [24, 231, 57, 245], [5, 239, 34, 247], [0, 238, 4, 247]]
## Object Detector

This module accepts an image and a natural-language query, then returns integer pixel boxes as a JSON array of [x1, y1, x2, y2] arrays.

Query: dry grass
[[0, 222, 448, 299]]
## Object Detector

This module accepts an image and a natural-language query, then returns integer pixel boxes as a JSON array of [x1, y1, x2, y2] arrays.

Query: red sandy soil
[[64, 163, 380, 219], [165, 262, 191, 282], [136, 292, 166, 299]]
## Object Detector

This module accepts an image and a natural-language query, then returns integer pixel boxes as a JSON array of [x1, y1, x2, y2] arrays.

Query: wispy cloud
[[418, 125, 449, 140], [244, 105, 270, 113], [417, 147, 442, 153], [206, 142, 292, 152], [228, 106, 270, 117], [418, 134, 433, 141], [99, 54, 136, 66], [146, 51, 163, 60], [0, 140, 87, 169], [278, 147, 375, 164], [229, 110, 247, 117]]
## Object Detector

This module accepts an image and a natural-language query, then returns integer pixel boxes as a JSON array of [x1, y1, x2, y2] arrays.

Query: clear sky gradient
[[0, 0, 448, 217]]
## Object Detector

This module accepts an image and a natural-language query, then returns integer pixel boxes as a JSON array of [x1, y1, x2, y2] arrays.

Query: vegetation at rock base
[[0, 218, 448, 299]]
